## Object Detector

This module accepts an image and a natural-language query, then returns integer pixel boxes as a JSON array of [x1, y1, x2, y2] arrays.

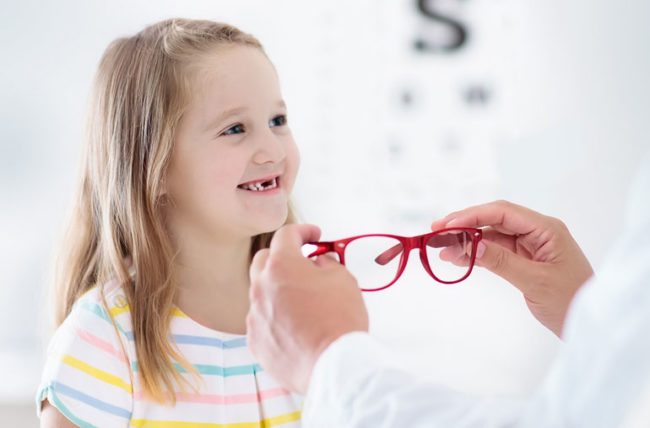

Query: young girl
[[37, 18, 302, 427]]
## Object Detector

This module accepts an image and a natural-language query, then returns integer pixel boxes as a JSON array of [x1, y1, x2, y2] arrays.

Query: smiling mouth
[[237, 176, 280, 192]]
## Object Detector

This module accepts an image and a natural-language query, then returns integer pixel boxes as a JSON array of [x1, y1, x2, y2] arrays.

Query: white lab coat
[[302, 154, 650, 428]]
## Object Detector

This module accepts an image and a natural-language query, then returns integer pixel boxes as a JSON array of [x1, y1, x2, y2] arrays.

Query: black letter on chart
[[414, 0, 468, 53]]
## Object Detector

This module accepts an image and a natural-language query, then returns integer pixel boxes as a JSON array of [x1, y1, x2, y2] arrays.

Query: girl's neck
[[175, 237, 251, 292], [172, 231, 253, 335]]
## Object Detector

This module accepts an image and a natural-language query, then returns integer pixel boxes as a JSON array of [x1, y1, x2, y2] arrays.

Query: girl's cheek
[[211, 158, 246, 188]]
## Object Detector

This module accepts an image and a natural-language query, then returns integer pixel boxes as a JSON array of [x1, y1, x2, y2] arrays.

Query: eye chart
[[283, 0, 521, 237]]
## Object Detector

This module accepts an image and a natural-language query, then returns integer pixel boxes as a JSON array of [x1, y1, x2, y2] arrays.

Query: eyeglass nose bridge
[[390, 235, 427, 280]]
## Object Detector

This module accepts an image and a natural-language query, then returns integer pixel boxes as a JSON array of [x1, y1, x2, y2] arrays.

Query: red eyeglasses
[[306, 227, 483, 292]]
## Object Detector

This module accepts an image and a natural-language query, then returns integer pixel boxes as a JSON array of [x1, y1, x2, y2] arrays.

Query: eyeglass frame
[[306, 227, 483, 292]]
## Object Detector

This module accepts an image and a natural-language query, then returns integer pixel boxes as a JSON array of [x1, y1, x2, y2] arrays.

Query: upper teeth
[[239, 177, 278, 191]]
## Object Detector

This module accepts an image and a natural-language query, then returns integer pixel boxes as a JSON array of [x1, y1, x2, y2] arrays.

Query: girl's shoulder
[[37, 280, 135, 424], [62, 279, 134, 347], [76, 278, 128, 308]]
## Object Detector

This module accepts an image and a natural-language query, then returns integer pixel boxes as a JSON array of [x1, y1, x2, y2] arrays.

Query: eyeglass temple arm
[[306, 242, 335, 258], [374, 234, 464, 266]]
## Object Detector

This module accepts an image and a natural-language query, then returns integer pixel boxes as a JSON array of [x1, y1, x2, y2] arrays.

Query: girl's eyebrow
[[203, 100, 287, 132]]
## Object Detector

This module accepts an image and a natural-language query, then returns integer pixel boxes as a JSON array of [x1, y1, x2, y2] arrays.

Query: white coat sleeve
[[302, 332, 523, 428]]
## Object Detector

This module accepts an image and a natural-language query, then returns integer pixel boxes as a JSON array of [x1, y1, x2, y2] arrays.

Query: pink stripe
[[133, 388, 291, 404], [75, 327, 128, 364]]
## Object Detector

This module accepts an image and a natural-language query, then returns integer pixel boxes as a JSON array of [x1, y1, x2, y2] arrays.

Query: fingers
[[314, 253, 340, 268], [250, 224, 325, 301], [438, 228, 520, 262], [475, 239, 540, 294], [249, 249, 270, 301], [431, 200, 546, 236], [439, 250, 471, 266], [269, 224, 322, 257], [482, 228, 519, 253], [250, 248, 270, 278]]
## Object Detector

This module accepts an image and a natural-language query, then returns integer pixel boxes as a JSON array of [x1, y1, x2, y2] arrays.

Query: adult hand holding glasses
[[430, 200, 594, 337], [247, 224, 369, 394], [247, 200, 595, 395]]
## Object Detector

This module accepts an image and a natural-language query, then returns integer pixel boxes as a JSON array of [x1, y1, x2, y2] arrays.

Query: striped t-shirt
[[36, 281, 303, 427]]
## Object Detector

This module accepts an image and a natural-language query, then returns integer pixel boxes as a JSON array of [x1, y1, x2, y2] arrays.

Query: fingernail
[[476, 242, 486, 259]]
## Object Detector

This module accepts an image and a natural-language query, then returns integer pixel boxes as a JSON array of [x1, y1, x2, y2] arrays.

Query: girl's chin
[[248, 214, 289, 236]]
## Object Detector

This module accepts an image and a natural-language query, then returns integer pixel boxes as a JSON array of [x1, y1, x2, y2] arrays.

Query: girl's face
[[166, 46, 299, 242]]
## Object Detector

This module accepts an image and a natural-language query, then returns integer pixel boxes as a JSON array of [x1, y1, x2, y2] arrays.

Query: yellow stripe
[[62, 355, 132, 393], [109, 305, 186, 318], [263, 411, 302, 427], [130, 411, 301, 428], [171, 308, 187, 318], [109, 305, 130, 317]]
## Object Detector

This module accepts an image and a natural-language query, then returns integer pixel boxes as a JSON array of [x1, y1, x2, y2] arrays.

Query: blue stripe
[[189, 363, 262, 376], [172, 334, 247, 349], [48, 388, 96, 428], [131, 361, 262, 377], [53, 381, 132, 419]]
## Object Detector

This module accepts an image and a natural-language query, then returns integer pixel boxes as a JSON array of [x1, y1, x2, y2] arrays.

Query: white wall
[[1, 0, 648, 412]]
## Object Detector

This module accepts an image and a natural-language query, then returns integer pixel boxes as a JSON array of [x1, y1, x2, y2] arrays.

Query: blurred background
[[1, 0, 648, 425]]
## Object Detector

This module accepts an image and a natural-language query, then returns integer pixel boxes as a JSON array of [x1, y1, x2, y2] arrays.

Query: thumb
[[314, 253, 340, 268], [475, 240, 538, 294], [250, 248, 270, 280]]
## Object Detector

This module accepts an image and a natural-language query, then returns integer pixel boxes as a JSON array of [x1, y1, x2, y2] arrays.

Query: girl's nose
[[252, 131, 286, 165]]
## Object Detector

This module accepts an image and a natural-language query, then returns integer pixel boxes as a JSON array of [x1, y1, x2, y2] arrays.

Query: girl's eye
[[269, 115, 287, 128], [223, 124, 245, 136]]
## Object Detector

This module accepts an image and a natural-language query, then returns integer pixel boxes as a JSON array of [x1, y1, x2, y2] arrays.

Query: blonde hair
[[54, 18, 295, 402]]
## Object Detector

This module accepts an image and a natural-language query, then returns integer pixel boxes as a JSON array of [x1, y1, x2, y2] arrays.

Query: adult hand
[[431, 200, 594, 337], [246, 224, 369, 394]]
